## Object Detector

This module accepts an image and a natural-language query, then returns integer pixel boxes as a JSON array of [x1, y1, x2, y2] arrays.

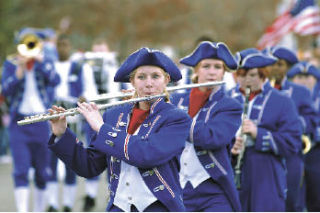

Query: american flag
[[257, 0, 320, 49]]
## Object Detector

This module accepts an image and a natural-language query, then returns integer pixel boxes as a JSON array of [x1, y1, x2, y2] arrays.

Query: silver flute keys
[[17, 81, 225, 126]]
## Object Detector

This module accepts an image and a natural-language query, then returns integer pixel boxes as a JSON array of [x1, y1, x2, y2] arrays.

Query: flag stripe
[[257, 0, 320, 49]]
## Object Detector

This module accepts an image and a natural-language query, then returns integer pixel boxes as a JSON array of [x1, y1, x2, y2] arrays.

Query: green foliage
[[0, 0, 280, 64]]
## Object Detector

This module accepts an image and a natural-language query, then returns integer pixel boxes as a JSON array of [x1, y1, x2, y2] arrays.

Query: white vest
[[18, 70, 46, 115], [179, 141, 210, 189], [113, 126, 157, 212]]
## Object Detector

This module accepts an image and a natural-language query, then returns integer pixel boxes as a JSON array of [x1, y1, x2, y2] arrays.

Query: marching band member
[[82, 38, 121, 211], [230, 48, 302, 211], [287, 61, 320, 211], [1, 28, 60, 212], [171, 41, 242, 211], [48, 47, 191, 212], [267, 46, 317, 211], [46, 34, 98, 212]]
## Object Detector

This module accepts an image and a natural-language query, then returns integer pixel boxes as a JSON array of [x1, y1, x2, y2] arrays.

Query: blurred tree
[[0, 0, 291, 64]]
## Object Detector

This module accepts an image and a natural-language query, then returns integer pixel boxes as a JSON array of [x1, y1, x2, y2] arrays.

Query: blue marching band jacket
[[1, 58, 60, 121], [312, 85, 320, 143], [280, 79, 317, 139], [49, 98, 191, 211], [171, 87, 243, 211], [229, 81, 302, 206]]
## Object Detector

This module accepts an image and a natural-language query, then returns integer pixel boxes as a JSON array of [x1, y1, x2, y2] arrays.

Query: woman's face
[[195, 59, 225, 83], [244, 68, 264, 92], [270, 59, 289, 82], [131, 65, 170, 97]]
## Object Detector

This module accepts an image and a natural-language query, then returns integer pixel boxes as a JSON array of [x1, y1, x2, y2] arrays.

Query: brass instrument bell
[[17, 33, 42, 58], [302, 134, 312, 154]]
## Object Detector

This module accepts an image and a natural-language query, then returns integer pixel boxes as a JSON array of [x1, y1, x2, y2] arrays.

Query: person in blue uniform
[[267, 46, 317, 211], [171, 41, 242, 211], [47, 47, 191, 212], [230, 48, 302, 211], [1, 28, 60, 212], [46, 34, 98, 212], [287, 61, 320, 211]]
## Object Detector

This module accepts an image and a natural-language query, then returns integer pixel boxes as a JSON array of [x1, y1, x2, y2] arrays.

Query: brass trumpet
[[17, 33, 43, 58]]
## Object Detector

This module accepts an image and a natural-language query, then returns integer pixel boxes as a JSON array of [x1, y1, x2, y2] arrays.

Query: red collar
[[274, 83, 282, 90], [239, 88, 262, 101], [127, 107, 150, 134], [188, 87, 212, 118], [26, 59, 35, 71]]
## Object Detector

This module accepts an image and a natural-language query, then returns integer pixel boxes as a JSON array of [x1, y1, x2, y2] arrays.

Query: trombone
[[17, 81, 225, 126]]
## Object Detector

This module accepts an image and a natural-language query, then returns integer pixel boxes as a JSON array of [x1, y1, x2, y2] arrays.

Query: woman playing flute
[[171, 41, 242, 211], [48, 47, 191, 212]]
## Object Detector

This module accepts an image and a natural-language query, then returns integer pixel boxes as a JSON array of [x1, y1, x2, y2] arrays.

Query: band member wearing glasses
[[1, 27, 60, 212], [171, 41, 242, 211], [230, 48, 302, 211], [47, 47, 191, 212]]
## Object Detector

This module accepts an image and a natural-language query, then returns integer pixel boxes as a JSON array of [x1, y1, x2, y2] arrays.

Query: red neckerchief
[[274, 83, 282, 90], [188, 87, 212, 118], [26, 59, 35, 71], [239, 88, 262, 101], [127, 107, 150, 134]]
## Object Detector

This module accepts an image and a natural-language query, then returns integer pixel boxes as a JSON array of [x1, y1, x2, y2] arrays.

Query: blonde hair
[[129, 67, 170, 102]]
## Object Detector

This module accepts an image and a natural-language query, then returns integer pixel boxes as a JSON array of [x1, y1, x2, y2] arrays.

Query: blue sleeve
[[36, 59, 60, 87], [298, 87, 317, 135], [191, 99, 242, 150], [48, 128, 107, 178], [1, 60, 23, 96], [255, 97, 302, 157], [92, 109, 191, 169], [170, 92, 185, 105]]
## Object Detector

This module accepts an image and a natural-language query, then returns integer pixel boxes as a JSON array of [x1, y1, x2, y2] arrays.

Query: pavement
[[0, 158, 109, 212]]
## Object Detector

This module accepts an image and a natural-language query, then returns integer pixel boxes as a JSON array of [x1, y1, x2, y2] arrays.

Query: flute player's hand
[[77, 102, 104, 133], [48, 105, 68, 137]]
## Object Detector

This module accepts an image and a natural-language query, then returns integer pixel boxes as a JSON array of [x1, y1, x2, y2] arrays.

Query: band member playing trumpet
[[171, 41, 242, 211], [230, 48, 302, 211], [1, 27, 60, 212], [267, 46, 317, 211], [48, 47, 191, 212]]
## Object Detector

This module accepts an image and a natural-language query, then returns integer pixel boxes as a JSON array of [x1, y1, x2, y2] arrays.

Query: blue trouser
[[305, 144, 320, 211], [285, 153, 304, 211], [109, 201, 169, 212], [0, 126, 9, 156], [48, 151, 76, 185], [183, 179, 233, 212], [9, 120, 50, 189]]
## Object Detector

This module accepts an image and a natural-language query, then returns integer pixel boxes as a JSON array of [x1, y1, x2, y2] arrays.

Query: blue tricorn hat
[[180, 41, 238, 70], [15, 27, 41, 44], [36, 28, 56, 39], [235, 48, 277, 69], [114, 47, 182, 82], [287, 61, 320, 80], [269, 46, 299, 64]]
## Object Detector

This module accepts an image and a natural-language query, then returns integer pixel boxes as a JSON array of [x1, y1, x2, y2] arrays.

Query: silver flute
[[17, 81, 225, 126]]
